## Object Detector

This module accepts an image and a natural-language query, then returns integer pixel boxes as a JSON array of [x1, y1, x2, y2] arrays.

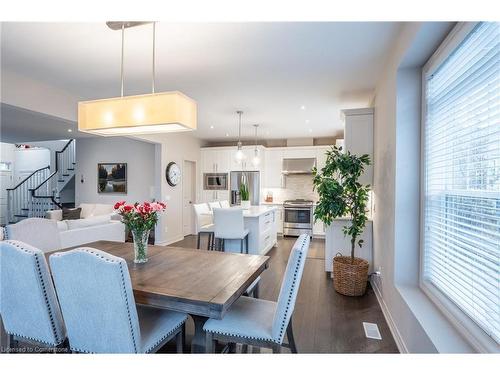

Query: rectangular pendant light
[[78, 91, 197, 136]]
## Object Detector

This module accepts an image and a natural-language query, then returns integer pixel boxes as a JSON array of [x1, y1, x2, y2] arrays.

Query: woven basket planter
[[333, 255, 369, 296]]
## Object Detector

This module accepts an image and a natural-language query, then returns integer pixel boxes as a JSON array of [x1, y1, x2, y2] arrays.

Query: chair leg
[[272, 344, 282, 354], [286, 318, 298, 354], [8, 334, 17, 350], [240, 239, 244, 254], [207, 233, 212, 250], [197, 233, 201, 249], [205, 332, 216, 353], [241, 343, 248, 353], [245, 234, 249, 254], [253, 282, 260, 299], [222, 239, 225, 252], [176, 327, 184, 353]]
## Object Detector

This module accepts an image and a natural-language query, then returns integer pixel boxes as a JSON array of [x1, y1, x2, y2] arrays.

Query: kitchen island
[[214, 206, 278, 255]]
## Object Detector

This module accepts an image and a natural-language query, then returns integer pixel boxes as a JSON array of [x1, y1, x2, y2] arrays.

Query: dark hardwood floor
[[166, 235, 399, 354]]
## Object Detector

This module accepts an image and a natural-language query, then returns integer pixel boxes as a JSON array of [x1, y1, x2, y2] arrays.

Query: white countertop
[[259, 201, 284, 206], [200, 205, 277, 219], [242, 205, 277, 217]]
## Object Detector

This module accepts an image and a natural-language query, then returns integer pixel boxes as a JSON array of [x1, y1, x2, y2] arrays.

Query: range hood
[[282, 158, 317, 175]]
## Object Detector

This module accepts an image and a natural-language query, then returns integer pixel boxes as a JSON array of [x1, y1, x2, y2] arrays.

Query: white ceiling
[[1, 22, 401, 141]]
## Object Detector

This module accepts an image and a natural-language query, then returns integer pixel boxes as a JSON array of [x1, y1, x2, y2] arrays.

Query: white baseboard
[[370, 278, 408, 353], [155, 235, 184, 247]]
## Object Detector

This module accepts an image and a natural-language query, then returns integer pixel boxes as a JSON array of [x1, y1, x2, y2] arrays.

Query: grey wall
[[372, 22, 473, 353], [75, 137, 156, 206], [135, 132, 202, 245]]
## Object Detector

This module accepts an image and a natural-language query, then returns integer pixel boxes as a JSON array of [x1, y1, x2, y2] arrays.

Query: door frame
[[182, 159, 197, 236]]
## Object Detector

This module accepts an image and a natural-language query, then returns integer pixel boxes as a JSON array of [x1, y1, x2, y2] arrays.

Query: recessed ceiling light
[[308, 128, 312, 133], [210, 125, 214, 129], [68, 129, 73, 132], [305, 119, 310, 124], [300, 105, 306, 110], [225, 133, 229, 137]]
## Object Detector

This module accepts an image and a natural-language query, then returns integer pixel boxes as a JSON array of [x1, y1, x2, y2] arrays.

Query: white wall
[[28, 140, 69, 172], [371, 23, 473, 353], [1, 69, 78, 121], [135, 132, 202, 245], [75, 137, 156, 206]]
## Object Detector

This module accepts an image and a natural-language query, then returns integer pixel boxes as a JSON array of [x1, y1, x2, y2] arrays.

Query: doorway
[[182, 160, 196, 236]]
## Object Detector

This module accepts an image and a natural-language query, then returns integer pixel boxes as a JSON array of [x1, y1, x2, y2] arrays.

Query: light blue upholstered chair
[[5, 218, 61, 252], [0, 240, 67, 350], [204, 234, 310, 353], [49, 248, 188, 353]]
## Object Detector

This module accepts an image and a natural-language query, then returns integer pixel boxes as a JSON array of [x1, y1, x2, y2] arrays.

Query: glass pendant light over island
[[78, 22, 197, 136], [235, 110, 245, 161]]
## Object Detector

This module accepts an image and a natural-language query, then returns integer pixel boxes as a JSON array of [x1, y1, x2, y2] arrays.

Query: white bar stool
[[212, 208, 249, 254]]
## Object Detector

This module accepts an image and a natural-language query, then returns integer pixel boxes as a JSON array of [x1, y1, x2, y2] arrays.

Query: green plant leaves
[[312, 145, 371, 260]]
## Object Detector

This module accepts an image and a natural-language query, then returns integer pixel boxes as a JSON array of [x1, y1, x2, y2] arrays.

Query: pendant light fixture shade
[[78, 91, 196, 135], [235, 110, 245, 161], [78, 22, 197, 136]]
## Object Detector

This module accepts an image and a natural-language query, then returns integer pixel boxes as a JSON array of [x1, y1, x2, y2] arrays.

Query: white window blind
[[423, 22, 500, 345]]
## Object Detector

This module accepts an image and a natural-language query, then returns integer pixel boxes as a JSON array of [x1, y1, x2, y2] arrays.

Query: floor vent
[[363, 322, 382, 340]]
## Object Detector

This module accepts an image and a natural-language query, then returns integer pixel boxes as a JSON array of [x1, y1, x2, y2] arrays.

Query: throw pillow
[[62, 207, 82, 220]]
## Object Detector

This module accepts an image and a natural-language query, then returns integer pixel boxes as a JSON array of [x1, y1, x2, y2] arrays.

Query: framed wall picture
[[97, 163, 127, 194]]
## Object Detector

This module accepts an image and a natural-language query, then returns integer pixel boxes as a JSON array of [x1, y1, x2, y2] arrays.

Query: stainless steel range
[[283, 199, 314, 237]]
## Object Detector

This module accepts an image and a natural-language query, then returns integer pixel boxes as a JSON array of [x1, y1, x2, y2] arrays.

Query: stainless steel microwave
[[203, 173, 228, 190]]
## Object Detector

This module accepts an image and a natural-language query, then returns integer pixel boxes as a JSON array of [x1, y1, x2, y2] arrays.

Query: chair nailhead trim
[[4, 241, 64, 345], [145, 319, 187, 353], [118, 262, 138, 353], [205, 237, 309, 346], [6, 331, 60, 346], [53, 248, 139, 353]]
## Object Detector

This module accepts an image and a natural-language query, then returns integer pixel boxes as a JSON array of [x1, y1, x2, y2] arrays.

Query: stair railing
[[6, 166, 50, 223], [30, 139, 75, 218]]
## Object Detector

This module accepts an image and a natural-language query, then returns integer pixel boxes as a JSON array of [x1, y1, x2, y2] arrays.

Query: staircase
[[7, 139, 76, 223]]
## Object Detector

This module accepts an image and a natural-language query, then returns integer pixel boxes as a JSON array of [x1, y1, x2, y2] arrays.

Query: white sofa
[[46, 203, 125, 248]]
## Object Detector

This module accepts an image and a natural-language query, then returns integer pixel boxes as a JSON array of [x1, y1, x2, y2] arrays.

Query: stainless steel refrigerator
[[230, 171, 260, 206]]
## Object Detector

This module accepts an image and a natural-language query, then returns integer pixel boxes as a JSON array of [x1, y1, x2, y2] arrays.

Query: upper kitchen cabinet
[[230, 146, 265, 172], [201, 148, 231, 173], [342, 108, 374, 185], [315, 146, 330, 171], [264, 148, 284, 188], [282, 147, 317, 159]]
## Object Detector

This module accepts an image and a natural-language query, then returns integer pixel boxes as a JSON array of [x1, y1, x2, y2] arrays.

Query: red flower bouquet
[[114, 201, 166, 263]]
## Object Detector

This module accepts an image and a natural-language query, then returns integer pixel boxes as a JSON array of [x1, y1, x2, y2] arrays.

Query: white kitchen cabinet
[[201, 148, 231, 173], [312, 205, 326, 236], [230, 146, 264, 172], [315, 146, 330, 171], [277, 207, 283, 234], [201, 189, 229, 203], [264, 148, 284, 188], [342, 108, 373, 185], [282, 147, 317, 159]]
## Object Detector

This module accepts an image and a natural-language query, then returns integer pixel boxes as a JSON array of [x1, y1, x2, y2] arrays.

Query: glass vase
[[132, 229, 150, 264]]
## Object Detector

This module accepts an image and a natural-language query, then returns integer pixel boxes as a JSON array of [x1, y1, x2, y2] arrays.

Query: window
[[422, 22, 499, 350]]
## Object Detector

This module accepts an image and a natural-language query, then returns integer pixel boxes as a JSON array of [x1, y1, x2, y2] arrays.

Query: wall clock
[[166, 162, 181, 187]]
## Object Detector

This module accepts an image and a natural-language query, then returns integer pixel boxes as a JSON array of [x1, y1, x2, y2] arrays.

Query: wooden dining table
[[46, 240, 270, 353]]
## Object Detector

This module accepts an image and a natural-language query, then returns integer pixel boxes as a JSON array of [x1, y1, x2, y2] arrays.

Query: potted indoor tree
[[313, 146, 371, 296]]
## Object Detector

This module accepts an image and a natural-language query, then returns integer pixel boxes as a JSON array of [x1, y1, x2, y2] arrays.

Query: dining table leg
[[190, 314, 209, 353]]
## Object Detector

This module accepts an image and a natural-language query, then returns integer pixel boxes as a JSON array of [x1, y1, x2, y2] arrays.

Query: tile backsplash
[[262, 174, 319, 203]]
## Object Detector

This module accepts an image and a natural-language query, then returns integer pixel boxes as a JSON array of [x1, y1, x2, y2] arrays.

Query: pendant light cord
[[120, 23, 125, 97], [152, 22, 156, 94], [254, 124, 258, 150], [237, 111, 243, 147]]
